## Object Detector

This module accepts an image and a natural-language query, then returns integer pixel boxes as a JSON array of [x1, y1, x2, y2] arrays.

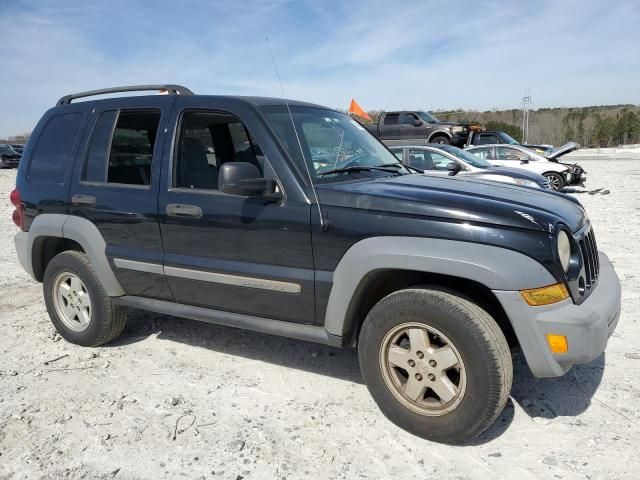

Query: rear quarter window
[[29, 112, 84, 183]]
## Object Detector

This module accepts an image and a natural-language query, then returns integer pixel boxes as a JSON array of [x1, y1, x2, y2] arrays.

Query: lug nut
[[429, 360, 437, 367], [416, 351, 424, 359], [415, 373, 423, 381], [408, 360, 416, 367], [428, 373, 436, 382]]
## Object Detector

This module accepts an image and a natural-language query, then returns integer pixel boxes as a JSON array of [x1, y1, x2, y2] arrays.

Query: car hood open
[[317, 173, 586, 233], [546, 142, 579, 160]]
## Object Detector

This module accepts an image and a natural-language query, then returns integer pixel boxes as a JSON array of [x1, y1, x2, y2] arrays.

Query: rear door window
[[82, 109, 160, 186], [29, 113, 84, 183], [383, 114, 400, 125]]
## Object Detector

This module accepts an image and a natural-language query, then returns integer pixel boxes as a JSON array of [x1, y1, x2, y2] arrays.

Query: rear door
[[156, 97, 316, 324], [69, 96, 175, 300], [380, 113, 402, 139]]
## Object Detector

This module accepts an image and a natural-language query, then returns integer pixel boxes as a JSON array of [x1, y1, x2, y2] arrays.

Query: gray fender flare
[[323, 236, 556, 336], [24, 214, 125, 296], [427, 130, 452, 141]]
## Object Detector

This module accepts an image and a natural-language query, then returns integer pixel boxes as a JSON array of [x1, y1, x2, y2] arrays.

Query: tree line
[[363, 105, 640, 147]]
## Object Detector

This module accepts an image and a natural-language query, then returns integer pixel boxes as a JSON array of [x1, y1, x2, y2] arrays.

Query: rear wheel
[[358, 288, 512, 443], [43, 251, 127, 347], [543, 171, 565, 191], [430, 135, 450, 145]]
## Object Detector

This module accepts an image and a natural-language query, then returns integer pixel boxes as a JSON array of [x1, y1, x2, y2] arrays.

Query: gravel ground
[[1, 155, 639, 480]]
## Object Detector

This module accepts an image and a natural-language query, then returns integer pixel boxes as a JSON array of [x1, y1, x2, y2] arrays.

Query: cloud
[[0, 0, 639, 137]]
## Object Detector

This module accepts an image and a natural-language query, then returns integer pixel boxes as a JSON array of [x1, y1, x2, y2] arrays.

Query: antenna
[[265, 37, 325, 228]]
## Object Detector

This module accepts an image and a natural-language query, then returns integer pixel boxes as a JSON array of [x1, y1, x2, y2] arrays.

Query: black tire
[[543, 171, 565, 191], [358, 288, 512, 444], [430, 135, 450, 145], [43, 250, 127, 347]]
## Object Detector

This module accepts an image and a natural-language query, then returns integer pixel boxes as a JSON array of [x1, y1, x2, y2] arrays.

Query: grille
[[579, 228, 600, 291]]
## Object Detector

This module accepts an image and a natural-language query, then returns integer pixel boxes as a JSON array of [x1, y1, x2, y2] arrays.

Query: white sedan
[[466, 143, 578, 191]]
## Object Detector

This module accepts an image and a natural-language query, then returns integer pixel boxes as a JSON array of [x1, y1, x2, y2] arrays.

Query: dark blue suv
[[11, 85, 621, 443]]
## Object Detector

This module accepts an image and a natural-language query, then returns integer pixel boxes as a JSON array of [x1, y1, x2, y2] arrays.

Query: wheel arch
[[427, 130, 452, 142], [323, 237, 556, 341], [23, 214, 125, 296]]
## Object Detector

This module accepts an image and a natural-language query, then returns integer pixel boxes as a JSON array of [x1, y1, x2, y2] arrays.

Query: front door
[[491, 146, 532, 168], [157, 100, 316, 324], [399, 112, 430, 141]]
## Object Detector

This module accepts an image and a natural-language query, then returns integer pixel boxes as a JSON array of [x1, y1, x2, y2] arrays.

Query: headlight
[[513, 178, 541, 189], [557, 230, 571, 272]]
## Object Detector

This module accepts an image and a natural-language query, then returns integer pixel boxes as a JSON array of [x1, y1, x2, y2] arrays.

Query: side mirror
[[218, 162, 282, 200], [520, 159, 529, 164], [413, 119, 422, 127], [447, 162, 462, 176]]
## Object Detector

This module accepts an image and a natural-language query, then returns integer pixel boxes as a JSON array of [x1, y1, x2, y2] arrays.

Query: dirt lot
[[1, 154, 639, 480]]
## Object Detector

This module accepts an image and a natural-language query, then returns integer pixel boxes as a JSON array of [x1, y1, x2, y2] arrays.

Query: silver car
[[388, 144, 551, 189]]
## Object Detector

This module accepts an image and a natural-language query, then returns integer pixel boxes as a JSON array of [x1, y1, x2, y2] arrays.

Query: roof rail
[[56, 84, 194, 106]]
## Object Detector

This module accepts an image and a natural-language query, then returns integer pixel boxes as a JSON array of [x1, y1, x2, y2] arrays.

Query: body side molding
[[323, 236, 556, 337]]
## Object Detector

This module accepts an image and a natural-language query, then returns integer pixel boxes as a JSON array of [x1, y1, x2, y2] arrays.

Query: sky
[[1, 0, 639, 137]]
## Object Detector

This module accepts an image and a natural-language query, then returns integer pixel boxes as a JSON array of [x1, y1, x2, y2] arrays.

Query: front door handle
[[71, 194, 96, 207], [166, 203, 203, 219]]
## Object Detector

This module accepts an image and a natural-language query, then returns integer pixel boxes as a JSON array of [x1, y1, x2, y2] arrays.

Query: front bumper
[[494, 252, 621, 377]]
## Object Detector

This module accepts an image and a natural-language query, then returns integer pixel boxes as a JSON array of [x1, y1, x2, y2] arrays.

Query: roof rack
[[56, 84, 194, 106]]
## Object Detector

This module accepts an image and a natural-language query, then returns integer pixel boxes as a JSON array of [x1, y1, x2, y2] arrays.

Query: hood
[[317, 174, 586, 233], [546, 142, 578, 160], [488, 166, 548, 183], [435, 121, 466, 127]]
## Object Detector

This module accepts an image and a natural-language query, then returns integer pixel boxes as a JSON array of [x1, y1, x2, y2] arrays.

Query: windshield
[[416, 111, 440, 124], [497, 132, 519, 144], [438, 145, 493, 168], [0, 145, 17, 155], [262, 106, 407, 182]]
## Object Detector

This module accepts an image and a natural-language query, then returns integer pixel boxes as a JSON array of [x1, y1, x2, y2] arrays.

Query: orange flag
[[348, 99, 372, 122]]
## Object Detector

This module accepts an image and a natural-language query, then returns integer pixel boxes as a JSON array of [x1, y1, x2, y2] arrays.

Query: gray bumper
[[14, 231, 34, 279], [494, 252, 621, 378]]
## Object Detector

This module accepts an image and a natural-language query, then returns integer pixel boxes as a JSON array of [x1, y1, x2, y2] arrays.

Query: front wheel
[[358, 288, 512, 443], [543, 171, 565, 191], [430, 135, 450, 145]]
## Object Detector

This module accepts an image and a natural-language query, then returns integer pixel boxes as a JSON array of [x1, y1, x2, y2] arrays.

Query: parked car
[[466, 143, 580, 191], [0, 144, 21, 168], [466, 130, 553, 154], [10, 144, 25, 155], [387, 144, 551, 190], [12, 84, 620, 443], [364, 111, 471, 147]]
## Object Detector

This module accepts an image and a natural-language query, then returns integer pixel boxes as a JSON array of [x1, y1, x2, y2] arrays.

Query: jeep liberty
[[12, 85, 621, 443]]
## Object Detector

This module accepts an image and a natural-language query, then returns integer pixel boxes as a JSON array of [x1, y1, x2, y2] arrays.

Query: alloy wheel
[[52, 272, 92, 332], [379, 322, 467, 416]]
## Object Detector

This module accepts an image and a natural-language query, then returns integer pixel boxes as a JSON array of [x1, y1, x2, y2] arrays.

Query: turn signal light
[[546, 334, 568, 354], [520, 283, 569, 306]]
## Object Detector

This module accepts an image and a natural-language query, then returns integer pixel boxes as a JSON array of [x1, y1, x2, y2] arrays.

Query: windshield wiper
[[378, 162, 422, 174], [317, 165, 403, 177]]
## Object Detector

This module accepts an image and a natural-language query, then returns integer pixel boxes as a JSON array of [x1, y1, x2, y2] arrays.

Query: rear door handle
[[166, 203, 202, 219], [71, 194, 96, 207]]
